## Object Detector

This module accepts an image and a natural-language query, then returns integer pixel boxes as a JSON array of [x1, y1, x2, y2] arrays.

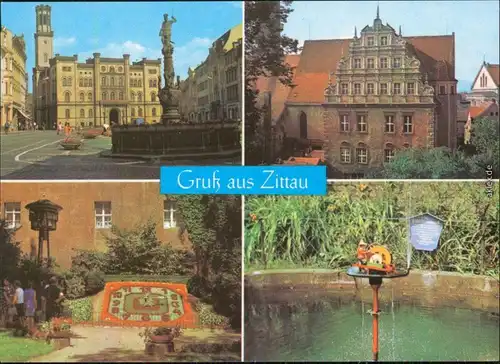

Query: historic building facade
[[465, 61, 499, 105], [1, 26, 29, 128], [280, 9, 458, 177], [0, 182, 191, 268], [180, 23, 242, 123], [33, 5, 162, 129]]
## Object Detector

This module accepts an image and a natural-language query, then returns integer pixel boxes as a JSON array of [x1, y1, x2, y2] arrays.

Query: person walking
[[45, 277, 64, 322], [12, 280, 25, 328], [24, 281, 37, 331], [4, 121, 10, 134], [2, 279, 15, 327], [57, 122, 62, 135]]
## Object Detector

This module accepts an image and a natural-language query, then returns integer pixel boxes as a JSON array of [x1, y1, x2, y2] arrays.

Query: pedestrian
[[1, 279, 15, 327], [12, 280, 25, 328], [33, 122, 37, 131], [45, 276, 64, 322], [23, 281, 37, 331], [4, 121, 10, 134], [57, 122, 62, 135]]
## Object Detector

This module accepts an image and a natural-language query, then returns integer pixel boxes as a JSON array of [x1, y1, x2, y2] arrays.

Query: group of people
[[56, 122, 73, 137], [0, 277, 65, 331]]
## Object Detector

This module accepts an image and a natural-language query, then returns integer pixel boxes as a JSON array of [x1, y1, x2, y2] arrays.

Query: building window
[[3, 202, 21, 229], [119, 77, 123, 87], [403, 115, 413, 134], [354, 83, 361, 95], [357, 114, 367, 132], [138, 93, 143, 102], [83, 78, 88, 87], [299, 111, 308, 139], [353, 59, 361, 69], [393, 58, 401, 68], [340, 144, 351, 163], [407, 83, 415, 95], [450, 86, 455, 95], [340, 114, 349, 132], [79, 79, 83, 87], [385, 115, 395, 133], [151, 92, 156, 102], [110, 77, 115, 86], [341, 83, 348, 94], [367, 58, 375, 69], [131, 108, 135, 117], [64, 92, 71, 102], [68, 77, 72, 87], [356, 144, 368, 164], [380, 83, 388, 95], [80, 109, 85, 117], [44, 53, 48, 63], [152, 108, 157, 116], [380, 36, 388, 45], [119, 92, 124, 100], [439, 85, 446, 95], [102, 92, 107, 100], [89, 109, 93, 118], [65, 109, 70, 119], [62, 78, 67, 87], [384, 145, 395, 163], [131, 92, 135, 102], [102, 77, 106, 86], [367, 37, 374, 46], [393, 83, 401, 95], [88, 93, 92, 102], [79, 92, 84, 102], [163, 200, 177, 229], [110, 92, 115, 100], [94, 201, 112, 229], [138, 107, 143, 117], [380, 58, 388, 69], [89, 78, 93, 87], [367, 83, 374, 94]]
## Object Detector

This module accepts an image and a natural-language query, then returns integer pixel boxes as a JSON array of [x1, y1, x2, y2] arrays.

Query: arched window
[[79, 92, 85, 102], [79, 79, 83, 87], [89, 109, 93, 118], [65, 109, 70, 119], [62, 78, 67, 87], [152, 108, 156, 116], [101, 77, 106, 86], [138, 107, 143, 117], [340, 142, 351, 164], [83, 78, 88, 87], [80, 109, 85, 117], [111, 77, 115, 86], [299, 111, 308, 139], [102, 92, 107, 100], [119, 77, 123, 86], [151, 92, 156, 102], [68, 77, 72, 86], [138, 79, 142, 87], [131, 108, 136, 117], [110, 92, 115, 100], [119, 92, 124, 100], [356, 142, 368, 164], [64, 91, 71, 102], [130, 92, 135, 101], [89, 78, 93, 87], [87, 93, 92, 102], [137, 92, 142, 102]]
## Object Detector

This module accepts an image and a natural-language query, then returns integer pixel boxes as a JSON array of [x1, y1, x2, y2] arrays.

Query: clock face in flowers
[[101, 282, 194, 326]]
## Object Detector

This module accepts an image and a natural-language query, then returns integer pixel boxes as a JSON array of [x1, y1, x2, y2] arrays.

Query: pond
[[245, 299, 499, 362]]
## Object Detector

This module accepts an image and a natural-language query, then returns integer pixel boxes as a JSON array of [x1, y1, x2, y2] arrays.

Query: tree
[[245, 1, 299, 164], [464, 117, 500, 177], [0, 220, 22, 282]]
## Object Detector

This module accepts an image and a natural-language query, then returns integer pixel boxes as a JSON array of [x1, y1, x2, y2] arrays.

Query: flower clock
[[101, 282, 196, 328]]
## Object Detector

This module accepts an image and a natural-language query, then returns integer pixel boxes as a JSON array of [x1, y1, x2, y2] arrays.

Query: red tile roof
[[469, 106, 487, 118], [486, 64, 499, 86], [282, 157, 321, 165], [287, 35, 455, 104]]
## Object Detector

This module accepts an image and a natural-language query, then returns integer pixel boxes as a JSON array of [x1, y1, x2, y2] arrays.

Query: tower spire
[[376, 3, 380, 19], [354, 26, 357, 38], [399, 25, 402, 36]]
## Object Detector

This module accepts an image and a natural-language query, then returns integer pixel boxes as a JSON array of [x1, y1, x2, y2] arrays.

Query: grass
[[0, 331, 54, 362], [245, 182, 499, 278]]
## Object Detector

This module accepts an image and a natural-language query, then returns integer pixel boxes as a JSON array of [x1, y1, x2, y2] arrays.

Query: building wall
[[0, 182, 192, 269], [284, 105, 325, 141], [472, 64, 498, 92], [1, 27, 27, 127]]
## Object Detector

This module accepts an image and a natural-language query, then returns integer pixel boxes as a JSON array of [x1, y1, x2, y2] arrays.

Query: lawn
[[0, 331, 54, 362]]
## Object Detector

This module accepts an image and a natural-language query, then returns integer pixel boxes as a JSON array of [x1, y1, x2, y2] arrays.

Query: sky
[[1, 1, 242, 92], [283, 1, 500, 92]]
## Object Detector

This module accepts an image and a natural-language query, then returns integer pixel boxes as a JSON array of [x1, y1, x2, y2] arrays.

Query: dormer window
[[380, 36, 388, 45], [353, 59, 361, 69], [367, 37, 374, 46]]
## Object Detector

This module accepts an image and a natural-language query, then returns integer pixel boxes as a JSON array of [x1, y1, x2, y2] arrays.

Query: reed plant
[[245, 182, 499, 278]]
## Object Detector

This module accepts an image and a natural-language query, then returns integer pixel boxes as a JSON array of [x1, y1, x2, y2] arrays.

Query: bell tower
[[34, 4, 54, 68]]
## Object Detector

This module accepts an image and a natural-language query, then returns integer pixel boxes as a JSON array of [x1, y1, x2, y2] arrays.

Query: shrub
[[65, 297, 93, 323], [61, 271, 86, 300], [196, 302, 230, 328], [85, 270, 105, 295]]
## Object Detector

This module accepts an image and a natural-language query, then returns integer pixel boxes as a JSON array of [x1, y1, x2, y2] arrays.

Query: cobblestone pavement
[[1, 131, 240, 180]]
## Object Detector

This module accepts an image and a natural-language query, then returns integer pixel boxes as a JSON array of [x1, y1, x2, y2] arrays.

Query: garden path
[[29, 326, 240, 362]]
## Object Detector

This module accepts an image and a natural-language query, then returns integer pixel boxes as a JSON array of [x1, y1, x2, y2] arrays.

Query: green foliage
[[196, 302, 230, 328], [176, 196, 241, 329], [64, 297, 93, 323], [61, 271, 86, 300], [245, 1, 299, 164], [85, 270, 105, 295], [245, 183, 499, 278], [104, 274, 189, 283], [0, 220, 22, 281], [466, 117, 500, 176]]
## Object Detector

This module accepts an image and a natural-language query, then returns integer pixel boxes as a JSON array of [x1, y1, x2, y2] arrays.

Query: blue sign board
[[160, 166, 327, 195], [409, 213, 444, 251]]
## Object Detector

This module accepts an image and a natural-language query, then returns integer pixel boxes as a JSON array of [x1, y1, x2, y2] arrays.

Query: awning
[[13, 106, 32, 120]]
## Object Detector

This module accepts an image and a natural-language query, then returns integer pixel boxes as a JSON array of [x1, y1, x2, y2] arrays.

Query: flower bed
[[101, 282, 196, 328]]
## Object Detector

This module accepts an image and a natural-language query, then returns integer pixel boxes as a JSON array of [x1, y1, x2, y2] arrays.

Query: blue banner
[[160, 166, 327, 195]]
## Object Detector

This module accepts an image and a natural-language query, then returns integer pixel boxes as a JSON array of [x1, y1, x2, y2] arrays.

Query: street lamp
[[25, 199, 62, 266]]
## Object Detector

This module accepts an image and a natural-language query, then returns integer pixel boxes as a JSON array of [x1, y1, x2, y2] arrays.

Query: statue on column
[[159, 14, 176, 88]]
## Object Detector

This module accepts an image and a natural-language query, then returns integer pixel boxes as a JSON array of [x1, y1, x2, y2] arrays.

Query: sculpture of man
[[159, 14, 176, 55]]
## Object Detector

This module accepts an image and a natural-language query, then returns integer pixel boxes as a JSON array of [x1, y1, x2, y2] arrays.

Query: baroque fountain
[[110, 14, 240, 161]]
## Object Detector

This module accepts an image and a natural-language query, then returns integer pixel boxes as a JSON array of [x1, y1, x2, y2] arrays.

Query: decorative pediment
[[406, 56, 420, 69], [394, 36, 406, 46]]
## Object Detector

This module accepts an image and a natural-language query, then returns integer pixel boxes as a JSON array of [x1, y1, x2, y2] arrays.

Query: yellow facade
[[180, 24, 242, 123], [1, 26, 28, 128], [33, 5, 162, 128]]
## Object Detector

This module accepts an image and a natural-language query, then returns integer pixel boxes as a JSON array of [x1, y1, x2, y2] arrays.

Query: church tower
[[34, 4, 54, 68]]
